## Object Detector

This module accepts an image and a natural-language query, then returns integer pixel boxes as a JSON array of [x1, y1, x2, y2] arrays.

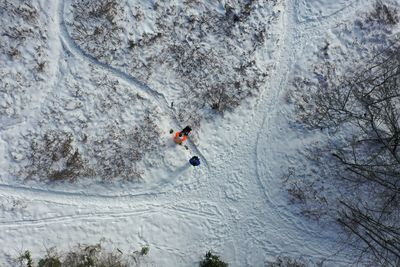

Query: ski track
[[0, 182, 225, 224], [0, 203, 222, 229], [0, 183, 163, 205], [254, 0, 296, 218]]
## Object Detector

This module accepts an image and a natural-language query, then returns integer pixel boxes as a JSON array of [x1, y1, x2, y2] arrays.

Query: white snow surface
[[0, 0, 394, 266]]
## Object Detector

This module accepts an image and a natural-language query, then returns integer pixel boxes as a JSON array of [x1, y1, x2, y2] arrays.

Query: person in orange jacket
[[174, 126, 192, 145]]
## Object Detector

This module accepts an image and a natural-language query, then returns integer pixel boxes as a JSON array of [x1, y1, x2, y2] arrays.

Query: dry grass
[[367, 0, 399, 26], [68, 0, 279, 126], [26, 131, 92, 182]]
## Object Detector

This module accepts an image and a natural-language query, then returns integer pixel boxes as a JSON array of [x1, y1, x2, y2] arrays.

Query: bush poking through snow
[[62, 244, 120, 267], [24, 112, 161, 183], [37, 250, 61, 267], [139, 246, 149, 256], [367, 0, 399, 26], [199, 251, 228, 267], [26, 131, 92, 182], [89, 113, 161, 182], [69, 0, 122, 52], [18, 251, 33, 267], [0, 0, 51, 119]]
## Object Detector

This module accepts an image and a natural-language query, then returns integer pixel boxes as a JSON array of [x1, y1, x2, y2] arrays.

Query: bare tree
[[295, 42, 400, 265]]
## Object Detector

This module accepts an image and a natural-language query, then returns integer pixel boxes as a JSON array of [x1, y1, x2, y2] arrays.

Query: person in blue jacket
[[189, 156, 200, 166]]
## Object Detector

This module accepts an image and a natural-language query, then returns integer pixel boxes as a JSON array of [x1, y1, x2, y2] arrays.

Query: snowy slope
[[0, 0, 391, 266]]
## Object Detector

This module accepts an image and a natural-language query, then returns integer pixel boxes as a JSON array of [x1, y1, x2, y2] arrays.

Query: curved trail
[[0, 183, 162, 205], [0, 156, 202, 202], [254, 0, 298, 206], [252, 0, 364, 261], [57, 0, 208, 167], [251, 1, 330, 256], [255, 0, 362, 221]]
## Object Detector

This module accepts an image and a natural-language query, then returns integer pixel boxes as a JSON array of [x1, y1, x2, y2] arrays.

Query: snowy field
[[1, 0, 400, 266]]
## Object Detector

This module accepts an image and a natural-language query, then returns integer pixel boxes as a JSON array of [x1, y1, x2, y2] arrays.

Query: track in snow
[[0, 200, 223, 229], [252, 0, 363, 262], [255, 0, 363, 223]]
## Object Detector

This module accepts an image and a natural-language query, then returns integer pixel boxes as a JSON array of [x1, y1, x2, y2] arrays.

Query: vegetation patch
[[15, 244, 150, 267], [26, 130, 92, 182], [24, 112, 161, 183], [67, 0, 282, 126], [0, 0, 51, 119], [199, 251, 228, 267], [88, 114, 161, 182], [366, 0, 399, 26]]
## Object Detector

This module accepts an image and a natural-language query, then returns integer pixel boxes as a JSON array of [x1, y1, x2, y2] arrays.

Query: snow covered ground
[[1, 0, 398, 266]]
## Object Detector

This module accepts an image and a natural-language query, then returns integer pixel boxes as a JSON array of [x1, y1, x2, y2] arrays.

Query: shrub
[[140, 246, 149, 256], [38, 253, 61, 267], [63, 244, 103, 267], [199, 251, 228, 267], [89, 113, 161, 181], [26, 131, 92, 182], [18, 251, 34, 267], [367, 0, 399, 25]]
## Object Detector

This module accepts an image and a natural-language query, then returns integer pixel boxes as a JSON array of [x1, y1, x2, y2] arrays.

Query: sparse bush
[[38, 251, 61, 267], [18, 250, 34, 267], [140, 246, 149, 256], [36, 61, 46, 72], [367, 0, 399, 26], [63, 244, 108, 267], [23, 108, 161, 182], [26, 131, 92, 182], [69, 0, 123, 56], [199, 251, 228, 267], [170, 41, 266, 119], [204, 84, 242, 112], [89, 113, 161, 181]]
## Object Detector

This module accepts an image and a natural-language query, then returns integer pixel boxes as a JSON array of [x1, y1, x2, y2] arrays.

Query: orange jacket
[[174, 131, 187, 144]]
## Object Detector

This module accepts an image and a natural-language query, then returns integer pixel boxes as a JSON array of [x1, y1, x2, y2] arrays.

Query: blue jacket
[[189, 156, 200, 166]]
